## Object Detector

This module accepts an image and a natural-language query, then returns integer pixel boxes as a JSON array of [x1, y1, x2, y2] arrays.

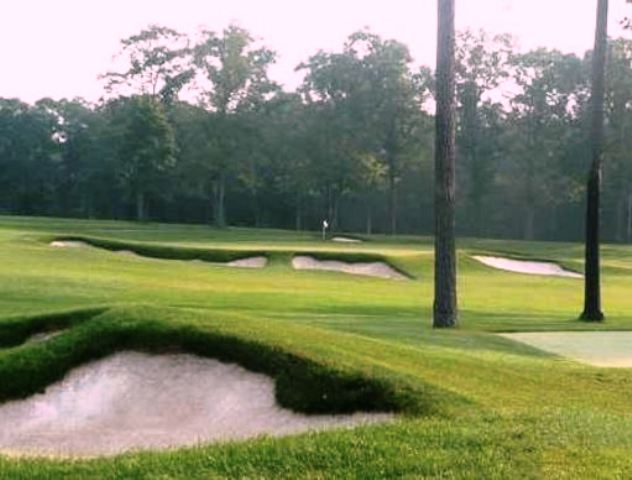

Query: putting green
[[501, 332, 632, 367]]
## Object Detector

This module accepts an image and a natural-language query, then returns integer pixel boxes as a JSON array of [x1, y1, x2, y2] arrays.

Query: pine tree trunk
[[136, 191, 145, 222], [295, 195, 302, 231], [433, 0, 458, 328], [524, 205, 535, 241], [581, 0, 608, 322], [213, 173, 226, 228], [388, 173, 397, 235]]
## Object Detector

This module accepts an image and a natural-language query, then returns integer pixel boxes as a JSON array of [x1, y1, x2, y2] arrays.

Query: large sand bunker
[[0, 352, 392, 457], [473, 255, 582, 278], [501, 332, 632, 367], [292, 255, 407, 280]]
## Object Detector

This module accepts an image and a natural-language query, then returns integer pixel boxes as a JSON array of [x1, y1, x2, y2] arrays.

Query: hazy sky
[[2, 0, 630, 103]]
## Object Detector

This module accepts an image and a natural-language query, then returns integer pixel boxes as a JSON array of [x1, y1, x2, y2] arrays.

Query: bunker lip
[[292, 255, 408, 280], [49, 239, 268, 268], [49, 240, 88, 248], [0, 351, 393, 458], [472, 255, 582, 278], [26, 330, 65, 344], [500, 331, 632, 368]]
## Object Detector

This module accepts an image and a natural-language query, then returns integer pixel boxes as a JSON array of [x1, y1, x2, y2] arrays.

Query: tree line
[[1, 24, 631, 242]]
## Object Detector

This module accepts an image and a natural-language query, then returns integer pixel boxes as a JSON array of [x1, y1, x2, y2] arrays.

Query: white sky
[[1, 0, 630, 103]]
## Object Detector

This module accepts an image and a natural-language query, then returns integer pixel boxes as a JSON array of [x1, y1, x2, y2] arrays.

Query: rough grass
[[2, 215, 632, 478]]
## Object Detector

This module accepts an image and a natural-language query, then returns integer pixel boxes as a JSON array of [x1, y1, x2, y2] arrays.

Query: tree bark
[[135, 190, 145, 222], [524, 205, 535, 241], [388, 172, 398, 235], [212, 172, 226, 228], [433, 0, 458, 328], [581, 0, 608, 322], [295, 195, 303, 231]]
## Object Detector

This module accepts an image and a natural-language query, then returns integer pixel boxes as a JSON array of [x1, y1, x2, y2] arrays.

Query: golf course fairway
[[2, 216, 632, 478]]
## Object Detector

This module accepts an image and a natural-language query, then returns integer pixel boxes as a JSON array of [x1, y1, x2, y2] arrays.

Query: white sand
[[473, 255, 582, 278], [292, 255, 407, 280], [501, 332, 632, 368], [49, 241, 89, 248], [50, 241, 267, 268], [0, 352, 392, 457], [332, 237, 362, 243], [225, 256, 268, 268]]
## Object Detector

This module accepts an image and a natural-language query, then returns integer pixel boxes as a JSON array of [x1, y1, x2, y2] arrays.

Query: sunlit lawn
[[1, 215, 632, 479]]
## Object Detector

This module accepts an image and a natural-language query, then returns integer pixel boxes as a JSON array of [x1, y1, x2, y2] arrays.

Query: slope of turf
[[1, 215, 632, 478]]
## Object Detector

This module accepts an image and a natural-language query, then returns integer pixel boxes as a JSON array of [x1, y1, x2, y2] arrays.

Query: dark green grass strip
[[0, 306, 108, 348], [51, 235, 269, 263]]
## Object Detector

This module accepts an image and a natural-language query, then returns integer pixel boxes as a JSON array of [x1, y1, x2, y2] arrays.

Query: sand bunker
[[0, 352, 392, 457], [501, 332, 632, 367], [225, 256, 268, 268], [292, 255, 407, 280], [473, 255, 582, 278], [49, 240, 89, 248], [50, 240, 267, 268], [332, 236, 362, 243]]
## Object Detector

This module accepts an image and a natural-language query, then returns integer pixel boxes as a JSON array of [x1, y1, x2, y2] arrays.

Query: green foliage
[[1, 25, 632, 241], [103, 25, 193, 103]]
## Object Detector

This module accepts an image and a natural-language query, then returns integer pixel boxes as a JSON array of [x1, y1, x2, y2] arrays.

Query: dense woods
[[1, 24, 631, 241]]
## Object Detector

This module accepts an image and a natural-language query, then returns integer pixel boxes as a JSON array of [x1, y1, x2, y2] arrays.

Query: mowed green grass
[[1, 215, 632, 479]]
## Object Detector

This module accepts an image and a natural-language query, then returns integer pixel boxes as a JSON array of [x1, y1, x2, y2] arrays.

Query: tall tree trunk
[[581, 0, 608, 322], [433, 0, 458, 328], [295, 194, 303, 231], [333, 190, 340, 232], [524, 205, 535, 241], [326, 184, 339, 231], [388, 172, 397, 235], [251, 189, 261, 228], [213, 172, 226, 228], [366, 200, 373, 235], [135, 190, 145, 222]]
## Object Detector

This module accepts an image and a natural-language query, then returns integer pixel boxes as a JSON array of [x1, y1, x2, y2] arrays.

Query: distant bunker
[[472, 255, 582, 278], [331, 236, 362, 243], [0, 352, 393, 457], [50, 240, 268, 268], [292, 255, 408, 280], [501, 332, 632, 368]]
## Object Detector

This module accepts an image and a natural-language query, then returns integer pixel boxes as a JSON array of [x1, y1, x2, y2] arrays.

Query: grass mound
[[0, 306, 455, 416], [0, 307, 106, 348]]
